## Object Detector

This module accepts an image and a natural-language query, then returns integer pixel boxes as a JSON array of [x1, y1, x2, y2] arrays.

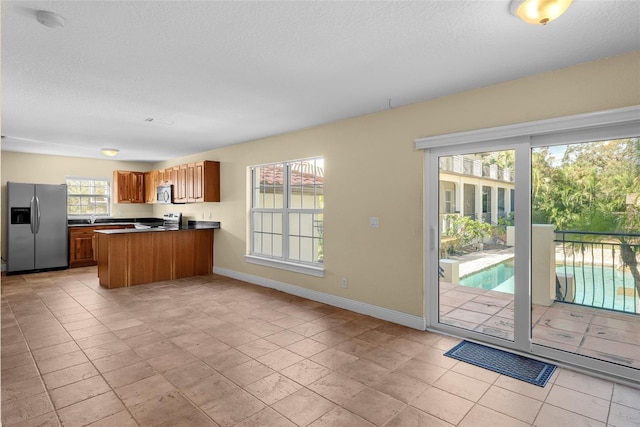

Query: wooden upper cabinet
[[192, 160, 220, 203], [159, 167, 176, 186], [113, 171, 145, 203], [174, 164, 188, 203], [116, 160, 220, 205], [144, 170, 158, 203], [187, 163, 196, 203]]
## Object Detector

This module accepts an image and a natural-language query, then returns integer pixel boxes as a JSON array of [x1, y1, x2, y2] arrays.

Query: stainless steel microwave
[[156, 184, 173, 204]]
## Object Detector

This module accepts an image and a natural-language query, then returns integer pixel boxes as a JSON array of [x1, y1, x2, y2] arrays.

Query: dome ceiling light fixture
[[101, 148, 120, 157], [510, 0, 574, 25], [35, 10, 65, 29]]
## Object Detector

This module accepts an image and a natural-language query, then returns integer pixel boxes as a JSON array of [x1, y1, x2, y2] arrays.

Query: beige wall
[[2, 51, 638, 318]]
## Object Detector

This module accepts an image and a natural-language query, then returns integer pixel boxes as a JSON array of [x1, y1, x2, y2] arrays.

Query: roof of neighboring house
[[259, 166, 324, 186]]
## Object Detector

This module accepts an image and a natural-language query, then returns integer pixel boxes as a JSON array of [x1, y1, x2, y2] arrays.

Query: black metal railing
[[554, 230, 640, 314]]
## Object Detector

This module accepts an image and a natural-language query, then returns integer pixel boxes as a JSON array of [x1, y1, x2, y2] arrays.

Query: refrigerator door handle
[[35, 196, 41, 234], [30, 197, 36, 234]]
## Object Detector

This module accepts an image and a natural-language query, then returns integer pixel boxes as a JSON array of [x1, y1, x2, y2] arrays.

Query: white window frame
[[66, 177, 111, 218], [246, 157, 324, 277]]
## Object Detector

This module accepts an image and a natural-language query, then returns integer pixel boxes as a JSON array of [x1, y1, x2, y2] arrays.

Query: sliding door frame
[[425, 138, 531, 353], [418, 106, 640, 385]]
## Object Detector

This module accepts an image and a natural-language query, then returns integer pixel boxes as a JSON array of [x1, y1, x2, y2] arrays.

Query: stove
[[160, 212, 182, 229]]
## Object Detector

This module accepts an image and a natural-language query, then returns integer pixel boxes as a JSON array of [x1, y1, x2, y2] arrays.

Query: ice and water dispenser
[[11, 207, 31, 224]]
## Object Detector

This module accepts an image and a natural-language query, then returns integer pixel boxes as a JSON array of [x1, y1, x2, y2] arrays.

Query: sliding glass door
[[423, 122, 640, 383], [530, 138, 640, 375], [427, 140, 531, 353]]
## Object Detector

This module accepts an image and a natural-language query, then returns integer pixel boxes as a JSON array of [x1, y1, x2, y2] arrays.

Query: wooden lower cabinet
[[70, 230, 94, 267], [69, 225, 133, 268], [96, 229, 214, 288]]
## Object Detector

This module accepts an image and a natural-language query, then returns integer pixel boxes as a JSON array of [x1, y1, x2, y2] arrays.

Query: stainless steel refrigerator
[[7, 182, 68, 274]]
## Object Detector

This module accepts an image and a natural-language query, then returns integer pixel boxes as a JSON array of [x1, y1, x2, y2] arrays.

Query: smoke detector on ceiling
[[36, 10, 65, 29], [144, 117, 174, 125]]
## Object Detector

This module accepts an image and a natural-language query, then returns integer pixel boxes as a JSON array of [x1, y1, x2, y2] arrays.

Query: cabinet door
[[193, 162, 204, 202], [144, 170, 158, 203], [114, 171, 145, 203], [187, 163, 197, 203], [69, 229, 96, 267], [165, 167, 177, 186], [131, 172, 145, 203], [174, 165, 188, 203], [113, 171, 130, 203], [200, 161, 220, 202]]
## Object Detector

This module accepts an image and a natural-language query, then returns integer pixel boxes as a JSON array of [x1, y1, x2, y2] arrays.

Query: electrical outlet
[[341, 278, 348, 288], [201, 212, 204, 219], [209, 212, 213, 219], [369, 217, 379, 228]]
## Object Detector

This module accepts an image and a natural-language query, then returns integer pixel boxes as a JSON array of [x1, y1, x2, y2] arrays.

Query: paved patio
[[439, 281, 640, 370]]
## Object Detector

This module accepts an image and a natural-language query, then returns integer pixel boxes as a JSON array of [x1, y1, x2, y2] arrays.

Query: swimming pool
[[459, 259, 514, 291], [458, 258, 638, 313]]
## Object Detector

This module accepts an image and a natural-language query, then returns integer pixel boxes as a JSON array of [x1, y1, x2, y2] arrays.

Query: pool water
[[460, 259, 514, 291], [458, 258, 638, 313]]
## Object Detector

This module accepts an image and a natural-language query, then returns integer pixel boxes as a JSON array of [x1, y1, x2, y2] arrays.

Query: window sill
[[245, 255, 325, 277]]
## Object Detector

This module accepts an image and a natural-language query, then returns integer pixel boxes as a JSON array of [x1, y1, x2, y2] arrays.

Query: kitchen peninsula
[[94, 221, 220, 289]]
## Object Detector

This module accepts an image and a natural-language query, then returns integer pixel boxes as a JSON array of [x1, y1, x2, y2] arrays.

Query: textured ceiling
[[2, 1, 639, 162]]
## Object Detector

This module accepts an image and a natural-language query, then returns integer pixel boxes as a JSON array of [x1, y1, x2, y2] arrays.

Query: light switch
[[369, 217, 379, 228]]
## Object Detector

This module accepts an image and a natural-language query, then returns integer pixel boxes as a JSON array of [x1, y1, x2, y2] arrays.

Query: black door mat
[[444, 340, 556, 387]]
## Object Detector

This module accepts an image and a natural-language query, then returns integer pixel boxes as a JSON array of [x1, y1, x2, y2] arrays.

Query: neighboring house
[[439, 154, 515, 228]]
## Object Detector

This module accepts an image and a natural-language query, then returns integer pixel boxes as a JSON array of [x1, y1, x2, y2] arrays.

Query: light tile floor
[[1, 267, 639, 426], [440, 281, 640, 369]]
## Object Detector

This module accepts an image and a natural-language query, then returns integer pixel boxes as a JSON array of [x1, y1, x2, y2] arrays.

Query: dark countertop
[[94, 221, 220, 234]]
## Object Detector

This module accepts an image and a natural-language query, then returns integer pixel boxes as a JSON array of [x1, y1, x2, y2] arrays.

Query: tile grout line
[[34, 278, 141, 426], [3, 288, 62, 427]]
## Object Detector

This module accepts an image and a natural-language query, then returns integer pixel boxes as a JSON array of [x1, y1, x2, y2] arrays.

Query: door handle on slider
[[430, 227, 436, 250]]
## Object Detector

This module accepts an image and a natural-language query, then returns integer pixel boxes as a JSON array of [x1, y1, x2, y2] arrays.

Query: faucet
[[90, 215, 95, 224]]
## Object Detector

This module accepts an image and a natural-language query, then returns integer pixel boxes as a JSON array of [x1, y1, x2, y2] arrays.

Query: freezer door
[[34, 184, 69, 270], [7, 183, 36, 272]]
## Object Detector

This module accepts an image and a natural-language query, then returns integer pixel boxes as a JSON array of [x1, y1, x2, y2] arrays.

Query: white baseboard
[[213, 266, 426, 331]]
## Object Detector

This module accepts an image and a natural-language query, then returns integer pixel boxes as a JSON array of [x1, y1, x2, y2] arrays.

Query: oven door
[[156, 185, 172, 204]]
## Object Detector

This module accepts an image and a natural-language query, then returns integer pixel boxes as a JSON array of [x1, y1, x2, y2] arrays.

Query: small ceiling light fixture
[[35, 10, 65, 29], [101, 148, 120, 157], [510, 0, 573, 25]]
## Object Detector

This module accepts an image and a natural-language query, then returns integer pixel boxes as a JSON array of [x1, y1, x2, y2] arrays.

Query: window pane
[[299, 237, 313, 262], [253, 232, 263, 254], [314, 214, 323, 238], [66, 177, 111, 216], [273, 213, 282, 234], [273, 234, 283, 257], [253, 212, 262, 232], [300, 213, 313, 236], [289, 236, 300, 261], [290, 191, 302, 210], [289, 213, 300, 235], [314, 236, 323, 263], [256, 164, 284, 209], [263, 234, 273, 256], [262, 213, 272, 233]]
